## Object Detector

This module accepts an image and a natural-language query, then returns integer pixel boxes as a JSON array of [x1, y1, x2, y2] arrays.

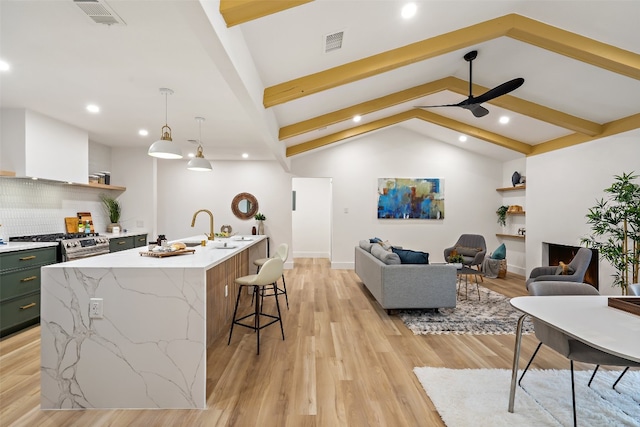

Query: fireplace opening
[[544, 243, 599, 290]]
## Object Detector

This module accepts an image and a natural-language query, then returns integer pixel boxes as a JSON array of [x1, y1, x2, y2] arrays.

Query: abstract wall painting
[[377, 178, 444, 219]]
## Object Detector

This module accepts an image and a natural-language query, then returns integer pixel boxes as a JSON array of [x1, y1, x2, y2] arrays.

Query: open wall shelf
[[496, 185, 526, 192], [496, 233, 525, 240]]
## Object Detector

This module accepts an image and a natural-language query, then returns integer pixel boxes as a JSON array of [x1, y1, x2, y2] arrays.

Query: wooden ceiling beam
[[529, 113, 640, 156], [219, 0, 313, 27], [286, 109, 532, 157], [265, 13, 640, 107], [279, 76, 602, 140]]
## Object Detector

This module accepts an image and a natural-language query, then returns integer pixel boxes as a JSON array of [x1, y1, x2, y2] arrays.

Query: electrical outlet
[[89, 298, 103, 319], [225, 284, 228, 297]]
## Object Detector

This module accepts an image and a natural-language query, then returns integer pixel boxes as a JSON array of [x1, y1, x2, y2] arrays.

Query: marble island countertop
[[44, 235, 267, 270]]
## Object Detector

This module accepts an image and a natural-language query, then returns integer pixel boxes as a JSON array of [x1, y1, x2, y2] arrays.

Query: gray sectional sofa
[[354, 240, 457, 313]]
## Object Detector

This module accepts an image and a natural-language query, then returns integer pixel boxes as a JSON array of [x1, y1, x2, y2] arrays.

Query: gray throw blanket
[[482, 257, 503, 278]]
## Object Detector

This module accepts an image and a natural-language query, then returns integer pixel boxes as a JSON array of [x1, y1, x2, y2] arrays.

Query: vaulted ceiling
[[2, 0, 639, 168]]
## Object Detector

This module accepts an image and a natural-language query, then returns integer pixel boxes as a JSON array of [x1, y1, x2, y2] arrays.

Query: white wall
[[147, 158, 293, 268], [499, 158, 527, 275], [290, 126, 507, 269], [292, 177, 331, 258], [526, 130, 640, 295]]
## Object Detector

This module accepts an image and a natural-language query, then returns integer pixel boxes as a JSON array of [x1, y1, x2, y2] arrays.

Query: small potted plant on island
[[101, 195, 122, 233], [254, 212, 266, 235]]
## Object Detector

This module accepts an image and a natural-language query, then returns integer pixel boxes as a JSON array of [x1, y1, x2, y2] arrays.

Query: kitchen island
[[40, 235, 267, 410]]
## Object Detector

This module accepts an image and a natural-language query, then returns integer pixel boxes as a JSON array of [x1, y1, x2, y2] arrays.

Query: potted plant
[[447, 253, 464, 269], [254, 212, 266, 235], [581, 172, 640, 295], [101, 194, 122, 233], [496, 205, 509, 227]]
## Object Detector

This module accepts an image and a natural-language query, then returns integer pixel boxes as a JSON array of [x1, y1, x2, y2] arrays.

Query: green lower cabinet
[[109, 236, 134, 252], [0, 266, 42, 300], [0, 291, 40, 336], [133, 234, 148, 248]]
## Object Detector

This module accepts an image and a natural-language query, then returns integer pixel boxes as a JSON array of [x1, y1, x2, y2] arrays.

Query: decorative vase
[[257, 220, 264, 235], [511, 171, 521, 187]]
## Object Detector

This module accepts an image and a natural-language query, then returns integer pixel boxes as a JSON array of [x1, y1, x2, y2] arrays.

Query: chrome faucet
[[191, 209, 215, 240]]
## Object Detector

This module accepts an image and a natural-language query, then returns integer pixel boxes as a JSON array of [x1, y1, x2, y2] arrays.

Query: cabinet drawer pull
[[20, 255, 37, 261], [118, 241, 126, 245], [138, 238, 145, 242], [21, 275, 38, 282], [20, 302, 37, 310]]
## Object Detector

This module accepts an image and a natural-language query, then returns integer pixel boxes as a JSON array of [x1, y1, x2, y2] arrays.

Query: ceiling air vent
[[74, 0, 126, 26], [324, 31, 344, 53]]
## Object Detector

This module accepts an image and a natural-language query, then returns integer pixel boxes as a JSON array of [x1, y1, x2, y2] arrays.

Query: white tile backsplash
[[0, 178, 109, 239]]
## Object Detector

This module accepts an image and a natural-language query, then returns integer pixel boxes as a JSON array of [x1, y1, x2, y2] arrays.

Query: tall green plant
[[581, 172, 640, 294], [101, 195, 122, 224]]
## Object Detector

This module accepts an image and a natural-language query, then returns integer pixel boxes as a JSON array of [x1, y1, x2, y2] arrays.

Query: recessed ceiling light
[[499, 116, 510, 124], [401, 3, 417, 19], [353, 115, 362, 123], [138, 129, 149, 136], [242, 153, 249, 159], [0, 60, 10, 72], [86, 104, 100, 113], [458, 135, 468, 142]]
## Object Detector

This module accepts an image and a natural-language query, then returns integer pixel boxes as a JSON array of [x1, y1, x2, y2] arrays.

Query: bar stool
[[253, 243, 289, 309], [228, 257, 284, 355]]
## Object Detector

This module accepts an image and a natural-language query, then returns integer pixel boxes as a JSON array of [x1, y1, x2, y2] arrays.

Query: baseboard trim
[[292, 251, 331, 258], [331, 261, 354, 270]]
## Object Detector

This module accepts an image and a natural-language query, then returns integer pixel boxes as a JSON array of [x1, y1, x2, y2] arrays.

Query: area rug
[[414, 367, 640, 427], [399, 286, 534, 335]]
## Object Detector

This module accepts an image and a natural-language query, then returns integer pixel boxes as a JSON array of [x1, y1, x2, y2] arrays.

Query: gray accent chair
[[443, 234, 486, 269], [520, 281, 640, 427], [526, 247, 592, 290]]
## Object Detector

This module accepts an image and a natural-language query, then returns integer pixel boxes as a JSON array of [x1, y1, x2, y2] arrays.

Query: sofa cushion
[[455, 245, 483, 257], [391, 247, 429, 264], [371, 244, 401, 265], [490, 243, 506, 260], [359, 239, 374, 252], [555, 261, 575, 275]]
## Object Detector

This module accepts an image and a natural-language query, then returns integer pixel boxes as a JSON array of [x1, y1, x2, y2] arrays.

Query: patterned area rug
[[399, 286, 534, 335]]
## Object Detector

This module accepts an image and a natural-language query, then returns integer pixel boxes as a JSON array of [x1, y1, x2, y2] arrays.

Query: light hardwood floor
[[1, 259, 582, 426]]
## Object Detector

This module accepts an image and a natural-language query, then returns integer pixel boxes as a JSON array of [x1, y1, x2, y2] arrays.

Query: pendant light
[[187, 117, 212, 171], [148, 88, 183, 159]]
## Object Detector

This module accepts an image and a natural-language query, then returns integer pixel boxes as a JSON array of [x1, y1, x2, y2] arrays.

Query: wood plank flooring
[[0, 259, 588, 426]]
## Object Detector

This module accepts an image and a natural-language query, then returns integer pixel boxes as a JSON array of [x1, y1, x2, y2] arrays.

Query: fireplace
[[543, 243, 599, 289]]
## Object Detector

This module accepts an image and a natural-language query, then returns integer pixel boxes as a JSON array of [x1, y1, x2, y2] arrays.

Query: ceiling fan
[[415, 50, 524, 118]]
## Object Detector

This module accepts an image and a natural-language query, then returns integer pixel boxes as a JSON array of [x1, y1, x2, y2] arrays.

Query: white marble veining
[[40, 235, 267, 409], [0, 241, 58, 253]]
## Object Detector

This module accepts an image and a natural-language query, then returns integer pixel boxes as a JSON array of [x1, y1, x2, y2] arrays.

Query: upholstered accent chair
[[520, 281, 640, 426], [443, 234, 486, 271], [526, 247, 592, 290]]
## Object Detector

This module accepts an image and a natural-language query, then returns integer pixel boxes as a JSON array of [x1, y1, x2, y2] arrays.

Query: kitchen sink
[[183, 242, 202, 247]]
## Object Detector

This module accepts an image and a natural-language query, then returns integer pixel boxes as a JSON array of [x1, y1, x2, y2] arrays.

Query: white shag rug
[[414, 367, 640, 427], [399, 287, 534, 335]]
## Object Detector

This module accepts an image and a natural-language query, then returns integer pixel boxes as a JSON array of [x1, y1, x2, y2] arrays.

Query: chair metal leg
[[281, 274, 289, 309], [273, 282, 285, 340], [571, 360, 577, 427], [255, 285, 261, 355], [588, 364, 600, 387], [518, 341, 543, 386], [228, 285, 244, 345], [612, 367, 629, 390]]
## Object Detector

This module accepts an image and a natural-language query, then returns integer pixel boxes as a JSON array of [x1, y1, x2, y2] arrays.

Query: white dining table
[[508, 295, 640, 413]]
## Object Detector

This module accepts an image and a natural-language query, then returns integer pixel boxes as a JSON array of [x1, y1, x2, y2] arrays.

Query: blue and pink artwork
[[377, 178, 444, 219]]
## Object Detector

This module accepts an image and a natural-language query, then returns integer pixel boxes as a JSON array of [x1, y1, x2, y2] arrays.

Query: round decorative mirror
[[231, 192, 258, 220]]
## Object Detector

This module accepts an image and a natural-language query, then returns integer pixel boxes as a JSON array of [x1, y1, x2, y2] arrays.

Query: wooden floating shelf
[[507, 211, 526, 215], [83, 182, 126, 191], [496, 233, 526, 240], [0, 170, 16, 177], [496, 185, 526, 192], [0, 175, 126, 191]]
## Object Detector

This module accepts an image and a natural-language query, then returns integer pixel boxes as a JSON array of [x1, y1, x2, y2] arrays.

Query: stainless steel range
[[9, 233, 110, 262]]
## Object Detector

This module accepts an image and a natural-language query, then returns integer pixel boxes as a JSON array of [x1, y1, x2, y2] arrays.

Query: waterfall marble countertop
[[43, 235, 267, 270]]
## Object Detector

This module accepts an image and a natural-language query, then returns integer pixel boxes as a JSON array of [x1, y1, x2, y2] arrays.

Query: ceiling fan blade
[[471, 78, 525, 105], [461, 103, 490, 117], [414, 103, 459, 109]]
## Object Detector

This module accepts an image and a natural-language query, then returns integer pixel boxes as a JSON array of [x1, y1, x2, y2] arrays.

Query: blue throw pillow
[[491, 243, 506, 260], [391, 247, 429, 264], [369, 237, 382, 243]]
